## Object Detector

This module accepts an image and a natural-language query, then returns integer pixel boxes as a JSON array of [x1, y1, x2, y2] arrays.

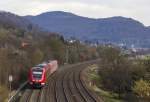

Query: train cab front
[[29, 68, 46, 88], [29, 81, 45, 88]]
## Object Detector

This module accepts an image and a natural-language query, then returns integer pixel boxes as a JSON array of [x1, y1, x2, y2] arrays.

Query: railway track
[[17, 61, 102, 102]]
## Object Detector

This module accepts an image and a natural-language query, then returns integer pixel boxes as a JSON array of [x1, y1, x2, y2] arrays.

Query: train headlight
[[30, 82, 33, 84], [41, 83, 45, 85]]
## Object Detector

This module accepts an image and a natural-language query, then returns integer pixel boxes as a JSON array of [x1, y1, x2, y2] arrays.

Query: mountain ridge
[[24, 11, 150, 47], [0, 11, 40, 32]]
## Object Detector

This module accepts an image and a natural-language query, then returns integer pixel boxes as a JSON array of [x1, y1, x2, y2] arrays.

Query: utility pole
[[65, 40, 74, 64], [66, 46, 69, 64]]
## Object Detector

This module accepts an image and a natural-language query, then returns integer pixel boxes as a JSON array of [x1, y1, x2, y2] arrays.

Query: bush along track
[[82, 64, 126, 102]]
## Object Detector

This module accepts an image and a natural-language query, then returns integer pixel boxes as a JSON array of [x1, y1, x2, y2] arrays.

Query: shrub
[[133, 79, 150, 98]]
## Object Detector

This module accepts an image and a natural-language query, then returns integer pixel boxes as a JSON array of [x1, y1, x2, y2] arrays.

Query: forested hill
[[25, 11, 150, 47], [0, 11, 35, 30]]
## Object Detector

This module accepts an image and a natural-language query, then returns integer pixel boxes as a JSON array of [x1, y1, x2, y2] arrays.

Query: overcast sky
[[0, 0, 149, 26]]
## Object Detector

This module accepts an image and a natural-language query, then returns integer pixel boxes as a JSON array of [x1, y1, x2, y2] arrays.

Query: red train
[[29, 60, 58, 87]]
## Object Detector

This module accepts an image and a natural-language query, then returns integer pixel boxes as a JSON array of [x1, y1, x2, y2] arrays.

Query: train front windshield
[[32, 69, 43, 80]]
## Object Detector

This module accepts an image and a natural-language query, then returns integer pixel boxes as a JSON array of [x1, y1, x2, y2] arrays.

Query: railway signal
[[9, 75, 13, 82], [9, 75, 13, 99]]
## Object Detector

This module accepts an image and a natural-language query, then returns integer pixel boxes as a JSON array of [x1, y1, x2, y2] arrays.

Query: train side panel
[[49, 60, 58, 74]]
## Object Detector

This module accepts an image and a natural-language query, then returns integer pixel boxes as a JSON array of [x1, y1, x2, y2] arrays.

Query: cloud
[[0, 0, 149, 25]]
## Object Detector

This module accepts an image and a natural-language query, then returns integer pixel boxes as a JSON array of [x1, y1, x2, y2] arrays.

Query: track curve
[[18, 61, 103, 102]]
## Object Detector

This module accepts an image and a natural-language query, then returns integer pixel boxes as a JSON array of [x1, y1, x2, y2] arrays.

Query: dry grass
[[0, 85, 9, 102]]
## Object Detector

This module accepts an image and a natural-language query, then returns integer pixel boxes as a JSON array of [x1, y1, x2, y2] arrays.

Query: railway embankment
[[82, 64, 126, 102]]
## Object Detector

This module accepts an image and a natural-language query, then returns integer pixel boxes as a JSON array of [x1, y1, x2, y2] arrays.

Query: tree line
[[0, 23, 99, 94], [97, 46, 150, 101]]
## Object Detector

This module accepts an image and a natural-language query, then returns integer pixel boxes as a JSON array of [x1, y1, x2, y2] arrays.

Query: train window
[[32, 69, 43, 79], [33, 74, 42, 79], [33, 71, 42, 74]]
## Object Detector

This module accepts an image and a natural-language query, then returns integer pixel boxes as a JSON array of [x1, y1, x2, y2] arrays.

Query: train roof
[[36, 63, 46, 67], [32, 60, 56, 70], [32, 67, 43, 69]]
